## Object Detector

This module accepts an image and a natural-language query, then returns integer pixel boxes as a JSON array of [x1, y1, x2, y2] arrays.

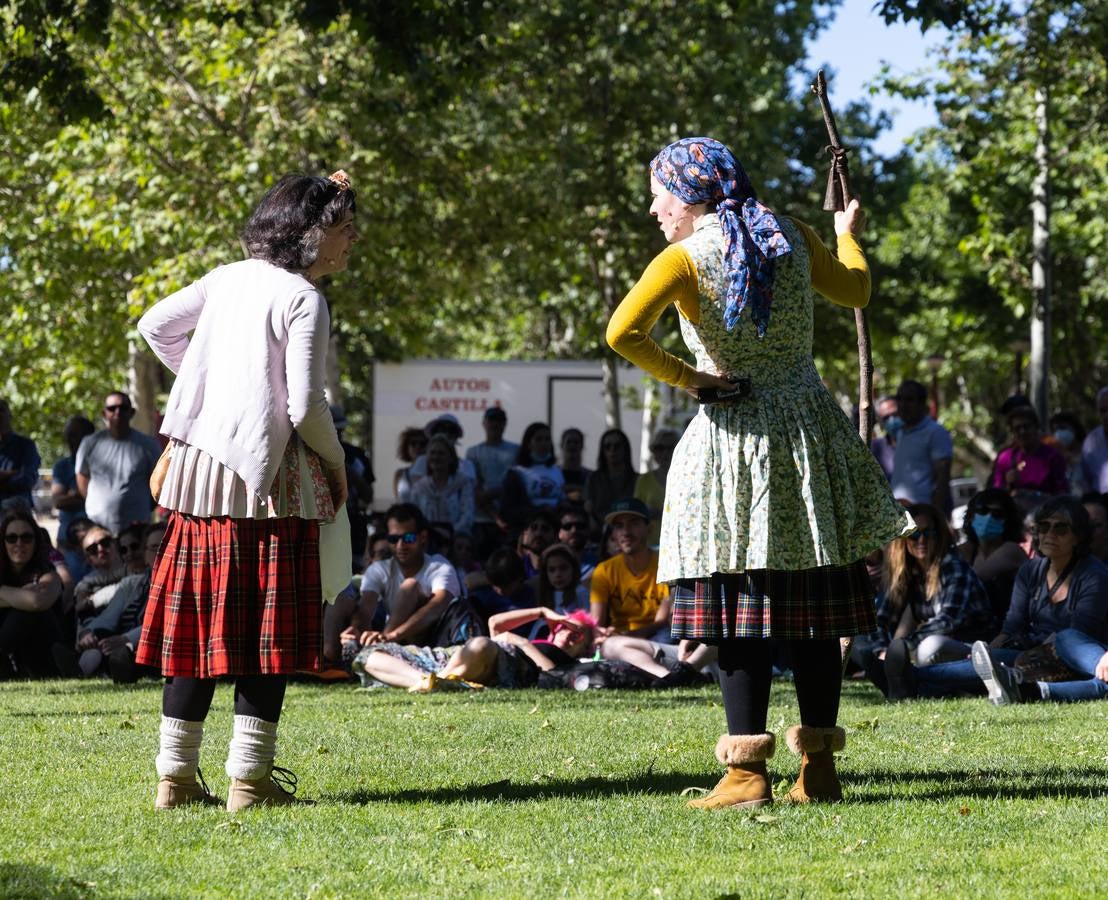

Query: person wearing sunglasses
[[969, 495, 1108, 705], [0, 509, 63, 679], [72, 525, 127, 625], [885, 496, 1108, 700], [959, 488, 1028, 627], [74, 392, 162, 537], [332, 503, 460, 659], [868, 502, 993, 697]]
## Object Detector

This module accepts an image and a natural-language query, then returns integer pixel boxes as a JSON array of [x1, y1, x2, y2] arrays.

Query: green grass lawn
[[2, 677, 1106, 899]]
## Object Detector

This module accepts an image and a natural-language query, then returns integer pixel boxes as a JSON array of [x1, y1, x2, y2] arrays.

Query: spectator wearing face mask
[[959, 489, 1028, 629], [1048, 411, 1087, 495], [870, 395, 899, 481]]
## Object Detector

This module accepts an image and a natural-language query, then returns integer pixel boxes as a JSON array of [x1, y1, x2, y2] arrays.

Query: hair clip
[[328, 169, 352, 191]]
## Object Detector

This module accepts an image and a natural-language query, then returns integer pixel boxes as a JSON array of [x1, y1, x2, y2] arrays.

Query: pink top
[[990, 443, 1068, 495]]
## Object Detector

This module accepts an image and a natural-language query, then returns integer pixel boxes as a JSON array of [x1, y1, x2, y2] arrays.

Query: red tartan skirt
[[670, 561, 876, 642], [136, 513, 322, 678]]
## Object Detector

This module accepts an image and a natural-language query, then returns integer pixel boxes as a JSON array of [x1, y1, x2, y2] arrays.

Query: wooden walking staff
[[811, 69, 871, 673]]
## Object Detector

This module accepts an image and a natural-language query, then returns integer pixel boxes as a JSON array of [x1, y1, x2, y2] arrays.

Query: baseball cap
[[604, 497, 650, 524]]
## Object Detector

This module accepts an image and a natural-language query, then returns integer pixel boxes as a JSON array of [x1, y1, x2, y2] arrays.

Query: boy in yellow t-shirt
[[589, 498, 672, 638]]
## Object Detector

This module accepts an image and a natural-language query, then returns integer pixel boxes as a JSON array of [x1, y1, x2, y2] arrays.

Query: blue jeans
[[914, 648, 1021, 698], [1043, 629, 1108, 702]]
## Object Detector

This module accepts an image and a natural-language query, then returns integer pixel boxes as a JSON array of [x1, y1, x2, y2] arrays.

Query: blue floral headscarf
[[650, 137, 791, 336]]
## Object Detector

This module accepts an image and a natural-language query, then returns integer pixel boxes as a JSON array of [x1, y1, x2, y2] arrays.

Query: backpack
[[536, 659, 655, 691]]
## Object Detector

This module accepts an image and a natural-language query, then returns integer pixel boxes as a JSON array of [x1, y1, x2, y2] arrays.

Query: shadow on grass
[[330, 763, 1108, 807], [331, 769, 709, 805], [851, 764, 1108, 802], [0, 863, 93, 899]]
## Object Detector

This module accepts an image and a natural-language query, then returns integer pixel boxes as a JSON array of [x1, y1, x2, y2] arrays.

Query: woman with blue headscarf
[[607, 137, 912, 810]]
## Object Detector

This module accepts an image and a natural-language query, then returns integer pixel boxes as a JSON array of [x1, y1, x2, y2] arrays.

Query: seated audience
[[634, 427, 680, 546], [393, 426, 429, 501], [526, 543, 589, 639], [500, 422, 565, 533], [1081, 492, 1108, 563], [959, 488, 1028, 626], [332, 503, 461, 662], [601, 634, 716, 687], [1048, 411, 1087, 494], [469, 547, 536, 623], [353, 606, 597, 691], [556, 504, 599, 584], [585, 428, 637, 531], [73, 525, 128, 624], [466, 406, 519, 556], [589, 498, 672, 641], [967, 496, 1108, 704], [407, 415, 478, 484], [517, 510, 557, 579], [867, 503, 992, 687], [990, 405, 1068, 505], [0, 509, 63, 679], [117, 522, 149, 575], [0, 399, 42, 512], [410, 434, 476, 539], [51, 415, 96, 568], [885, 497, 1108, 700], [558, 428, 591, 506], [1080, 386, 1108, 493], [54, 522, 167, 682]]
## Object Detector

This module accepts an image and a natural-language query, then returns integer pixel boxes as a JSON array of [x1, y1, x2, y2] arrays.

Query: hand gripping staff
[[812, 69, 874, 446]]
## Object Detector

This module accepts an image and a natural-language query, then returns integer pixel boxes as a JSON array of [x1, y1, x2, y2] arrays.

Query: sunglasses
[[84, 537, 115, 556], [1033, 521, 1073, 537], [386, 532, 419, 545], [104, 404, 130, 413], [907, 528, 937, 541], [4, 531, 35, 545]]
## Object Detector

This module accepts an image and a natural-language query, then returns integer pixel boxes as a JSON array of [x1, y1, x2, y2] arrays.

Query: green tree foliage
[[874, 2, 1108, 469], [5, 0, 903, 456]]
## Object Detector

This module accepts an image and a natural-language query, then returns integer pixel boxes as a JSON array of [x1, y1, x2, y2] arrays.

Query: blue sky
[[804, 0, 946, 155]]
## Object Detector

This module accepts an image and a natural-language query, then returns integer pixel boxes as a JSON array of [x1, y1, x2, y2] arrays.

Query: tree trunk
[[128, 342, 163, 436], [1029, 84, 1051, 424]]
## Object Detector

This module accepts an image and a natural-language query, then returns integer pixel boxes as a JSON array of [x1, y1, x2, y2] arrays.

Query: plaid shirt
[[876, 551, 993, 648]]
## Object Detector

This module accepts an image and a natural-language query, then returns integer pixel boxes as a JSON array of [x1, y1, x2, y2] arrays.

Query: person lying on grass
[[353, 606, 597, 691]]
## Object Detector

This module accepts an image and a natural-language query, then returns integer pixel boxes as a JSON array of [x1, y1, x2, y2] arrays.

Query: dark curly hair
[[242, 174, 357, 271]]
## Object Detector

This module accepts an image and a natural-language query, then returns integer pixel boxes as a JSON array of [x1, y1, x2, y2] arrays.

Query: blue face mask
[[883, 415, 904, 438], [1053, 428, 1075, 449], [971, 513, 1005, 541]]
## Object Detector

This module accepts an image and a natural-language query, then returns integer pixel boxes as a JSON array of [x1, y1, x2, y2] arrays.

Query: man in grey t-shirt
[[76, 392, 162, 534]]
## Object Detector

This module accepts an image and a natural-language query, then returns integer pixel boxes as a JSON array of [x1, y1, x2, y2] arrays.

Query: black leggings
[[162, 675, 288, 723], [717, 637, 842, 734]]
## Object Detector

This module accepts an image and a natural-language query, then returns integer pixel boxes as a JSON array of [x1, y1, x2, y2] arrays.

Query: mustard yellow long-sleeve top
[[606, 219, 870, 389]]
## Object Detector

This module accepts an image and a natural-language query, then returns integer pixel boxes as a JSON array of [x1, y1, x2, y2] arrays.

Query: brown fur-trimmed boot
[[687, 733, 775, 810], [782, 725, 846, 803]]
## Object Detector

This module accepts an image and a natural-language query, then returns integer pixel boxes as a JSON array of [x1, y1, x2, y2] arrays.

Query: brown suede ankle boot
[[227, 765, 303, 812], [155, 769, 221, 810], [782, 725, 846, 803], [687, 733, 775, 810]]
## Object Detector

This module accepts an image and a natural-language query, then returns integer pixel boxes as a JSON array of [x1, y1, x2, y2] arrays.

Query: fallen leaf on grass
[[540, 719, 551, 729], [528, 705, 540, 715], [679, 786, 709, 797], [958, 806, 971, 816], [842, 838, 868, 854], [752, 814, 778, 825]]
